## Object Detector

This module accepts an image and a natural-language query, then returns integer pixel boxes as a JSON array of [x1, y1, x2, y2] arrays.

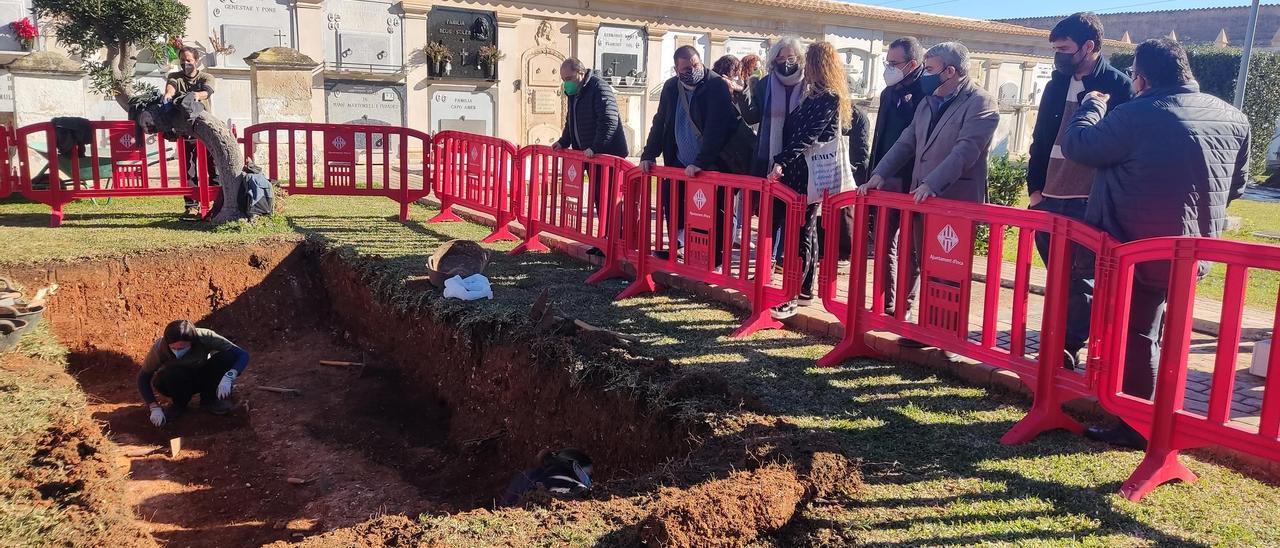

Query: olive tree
[[33, 0, 248, 222]]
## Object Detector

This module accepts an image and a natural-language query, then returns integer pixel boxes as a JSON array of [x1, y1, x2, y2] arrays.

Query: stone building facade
[[0, 0, 1093, 158]]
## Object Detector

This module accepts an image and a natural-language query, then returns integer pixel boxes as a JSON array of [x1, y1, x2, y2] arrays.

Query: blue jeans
[[1031, 197, 1094, 353]]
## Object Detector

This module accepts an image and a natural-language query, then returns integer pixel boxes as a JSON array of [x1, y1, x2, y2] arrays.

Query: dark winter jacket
[[556, 73, 629, 158], [773, 90, 840, 195], [641, 71, 739, 170], [868, 66, 925, 192], [51, 117, 94, 158], [846, 104, 870, 185], [1063, 82, 1250, 254], [1027, 56, 1132, 196]]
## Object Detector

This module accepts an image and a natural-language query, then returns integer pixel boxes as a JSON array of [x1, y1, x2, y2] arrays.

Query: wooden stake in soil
[[319, 360, 364, 367], [256, 386, 303, 396], [169, 437, 182, 458]]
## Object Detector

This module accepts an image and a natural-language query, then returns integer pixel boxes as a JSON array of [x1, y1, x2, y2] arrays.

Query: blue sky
[[849, 0, 1255, 20]]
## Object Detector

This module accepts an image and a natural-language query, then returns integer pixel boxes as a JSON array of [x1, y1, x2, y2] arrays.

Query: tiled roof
[[734, 0, 1051, 37]]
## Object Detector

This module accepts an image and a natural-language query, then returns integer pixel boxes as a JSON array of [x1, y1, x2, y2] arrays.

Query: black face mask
[[1054, 49, 1084, 75], [775, 61, 798, 76]]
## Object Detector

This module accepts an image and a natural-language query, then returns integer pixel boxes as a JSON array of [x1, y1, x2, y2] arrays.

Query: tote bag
[[803, 120, 856, 205]]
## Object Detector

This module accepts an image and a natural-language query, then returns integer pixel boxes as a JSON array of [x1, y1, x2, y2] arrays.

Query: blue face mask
[[172, 346, 190, 359], [919, 67, 951, 96]]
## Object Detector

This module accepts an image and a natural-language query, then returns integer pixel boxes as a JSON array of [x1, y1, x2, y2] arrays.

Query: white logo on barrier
[[332, 136, 347, 150], [566, 164, 579, 183], [692, 188, 707, 210], [469, 145, 480, 161], [937, 224, 959, 254], [119, 133, 136, 149]]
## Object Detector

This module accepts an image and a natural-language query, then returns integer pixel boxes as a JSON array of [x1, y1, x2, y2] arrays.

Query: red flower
[[10, 17, 37, 41]]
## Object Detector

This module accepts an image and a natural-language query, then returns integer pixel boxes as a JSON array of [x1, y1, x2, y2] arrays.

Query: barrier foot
[[49, 206, 64, 228], [481, 225, 519, 243], [1120, 447, 1197, 502], [399, 202, 410, 222], [1000, 403, 1084, 445], [730, 310, 782, 338], [585, 262, 628, 285], [816, 333, 878, 368], [427, 209, 463, 224], [509, 237, 551, 255], [616, 275, 657, 300]]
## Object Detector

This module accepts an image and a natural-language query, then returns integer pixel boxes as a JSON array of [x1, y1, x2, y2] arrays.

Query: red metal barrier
[[508, 145, 633, 283], [242, 122, 431, 221], [1100, 237, 1280, 501], [817, 190, 1112, 445], [13, 121, 210, 227], [429, 131, 518, 242], [0, 125, 13, 198], [616, 166, 804, 337]]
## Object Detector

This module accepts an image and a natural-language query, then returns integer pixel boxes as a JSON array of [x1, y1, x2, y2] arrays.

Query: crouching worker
[[499, 448, 593, 507], [139, 320, 249, 427]]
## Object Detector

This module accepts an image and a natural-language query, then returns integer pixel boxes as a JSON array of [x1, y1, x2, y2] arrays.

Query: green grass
[[3, 195, 1280, 546]]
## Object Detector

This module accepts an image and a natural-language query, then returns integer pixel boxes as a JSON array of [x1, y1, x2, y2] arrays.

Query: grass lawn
[[3, 195, 1280, 545]]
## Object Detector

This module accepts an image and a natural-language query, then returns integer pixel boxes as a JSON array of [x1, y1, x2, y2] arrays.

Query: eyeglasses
[[883, 60, 910, 69], [777, 56, 798, 64]]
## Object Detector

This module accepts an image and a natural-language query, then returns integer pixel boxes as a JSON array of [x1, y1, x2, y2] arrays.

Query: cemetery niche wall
[[207, 0, 294, 69], [325, 0, 405, 73], [426, 7, 497, 80]]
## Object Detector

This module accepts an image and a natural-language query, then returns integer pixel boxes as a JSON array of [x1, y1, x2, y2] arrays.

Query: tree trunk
[[196, 115, 247, 223]]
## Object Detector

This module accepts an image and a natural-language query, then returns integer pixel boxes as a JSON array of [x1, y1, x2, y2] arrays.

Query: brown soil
[[8, 240, 712, 546], [639, 466, 807, 548]]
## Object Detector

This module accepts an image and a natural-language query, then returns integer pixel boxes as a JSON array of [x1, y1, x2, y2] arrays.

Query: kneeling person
[[139, 320, 249, 426]]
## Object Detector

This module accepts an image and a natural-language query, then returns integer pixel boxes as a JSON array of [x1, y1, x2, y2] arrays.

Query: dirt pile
[[640, 466, 807, 547]]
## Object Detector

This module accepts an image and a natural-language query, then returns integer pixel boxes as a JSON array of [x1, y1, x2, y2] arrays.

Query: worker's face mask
[[678, 64, 705, 87], [171, 346, 190, 359]]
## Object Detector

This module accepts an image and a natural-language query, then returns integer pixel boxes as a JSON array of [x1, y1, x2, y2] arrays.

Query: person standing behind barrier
[[638, 46, 743, 261], [164, 46, 217, 220], [767, 42, 851, 320], [1026, 13, 1133, 370], [553, 58, 629, 256], [867, 37, 926, 314], [859, 41, 1000, 347], [1062, 38, 1250, 449]]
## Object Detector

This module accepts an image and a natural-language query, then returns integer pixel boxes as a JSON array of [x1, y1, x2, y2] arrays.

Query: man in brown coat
[[859, 41, 999, 346]]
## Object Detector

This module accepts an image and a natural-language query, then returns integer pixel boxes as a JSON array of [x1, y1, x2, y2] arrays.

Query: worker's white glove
[[217, 370, 237, 400], [149, 404, 166, 427]]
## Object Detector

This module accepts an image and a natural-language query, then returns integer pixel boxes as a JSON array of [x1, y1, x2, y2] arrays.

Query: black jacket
[[869, 67, 925, 192], [847, 105, 870, 185], [1027, 56, 1132, 196], [1063, 82, 1250, 248], [641, 71, 738, 170], [556, 73, 629, 158], [773, 90, 840, 195]]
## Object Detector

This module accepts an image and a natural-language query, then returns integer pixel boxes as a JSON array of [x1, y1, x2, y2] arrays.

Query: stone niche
[[324, 0, 405, 71], [426, 7, 497, 79], [207, 0, 294, 69], [429, 88, 494, 135]]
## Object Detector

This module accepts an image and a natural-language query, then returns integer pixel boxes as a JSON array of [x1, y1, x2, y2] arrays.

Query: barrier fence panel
[[429, 131, 518, 242], [616, 166, 804, 337], [817, 190, 1112, 445], [508, 145, 633, 284], [242, 122, 431, 221], [1100, 237, 1280, 501], [0, 125, 13, 198], [14, 121, 211, 227]]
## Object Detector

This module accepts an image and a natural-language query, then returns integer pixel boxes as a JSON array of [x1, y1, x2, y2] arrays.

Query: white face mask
[[883, 66, 905, 86], [172, 346, 190, 359]]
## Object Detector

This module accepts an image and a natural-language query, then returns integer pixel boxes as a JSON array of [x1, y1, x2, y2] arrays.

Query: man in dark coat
[[555, 58, 629, 255], [1063, 38, 1250, 448], [1026, 12, 1133, 369], [638, 46, 742, 263], [868, 37, 926, 314], [554, 58, 628, 158]]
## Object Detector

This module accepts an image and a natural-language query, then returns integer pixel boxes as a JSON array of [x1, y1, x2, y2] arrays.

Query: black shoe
[[1084, 422, 1147, 450], [180, 207, 202, 221], [653, 250, 671, 261], [1062, 349, 1081, 371], [586, 247, 604, 257], [898, 337, 929, 349], [200, 399, 235, 416], [770, 301, 799, 320], [797, 292, 815, 304]]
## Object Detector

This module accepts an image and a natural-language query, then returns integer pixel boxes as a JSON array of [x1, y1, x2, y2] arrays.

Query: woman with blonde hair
[[768, 41, 851, 319]]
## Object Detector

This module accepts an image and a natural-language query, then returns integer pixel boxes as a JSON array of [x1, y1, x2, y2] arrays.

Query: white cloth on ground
[[443, 274, 493, 301]]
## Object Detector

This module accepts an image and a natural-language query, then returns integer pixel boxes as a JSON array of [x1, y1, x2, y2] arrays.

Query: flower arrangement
[[9, 17, 37, 51], [477, 44, 505, 65], [422, 40, 449, 64]]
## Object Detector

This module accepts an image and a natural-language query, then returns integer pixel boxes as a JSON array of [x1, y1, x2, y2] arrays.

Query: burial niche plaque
[[427, 7, 497, 80], [595, 25, 646, 87]]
